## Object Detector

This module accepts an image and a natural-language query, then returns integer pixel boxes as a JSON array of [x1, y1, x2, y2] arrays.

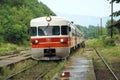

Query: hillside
[[0, 0, 55, 45]]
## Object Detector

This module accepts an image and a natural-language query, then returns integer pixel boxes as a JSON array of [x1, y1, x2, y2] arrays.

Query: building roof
[[108, 19, 120, 28]]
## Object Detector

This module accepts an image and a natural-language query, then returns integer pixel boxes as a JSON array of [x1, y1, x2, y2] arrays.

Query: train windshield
[[38, 26, 60, 36], [30, 26, 69, 36]]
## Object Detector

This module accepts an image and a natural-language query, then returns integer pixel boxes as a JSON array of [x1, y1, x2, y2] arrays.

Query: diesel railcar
[[30, 16, 85, 60]]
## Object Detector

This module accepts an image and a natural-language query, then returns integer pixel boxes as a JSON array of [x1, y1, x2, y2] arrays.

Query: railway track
[[0, 48, 83, 80], [0, 49, 30, 60], [0, 49, 60, 80], [93, 47, 119, 80], [0, 49, 31, 67], [0, 49, 32, 79], [6, 62, 38, 79], [6, 61, 59, 80]]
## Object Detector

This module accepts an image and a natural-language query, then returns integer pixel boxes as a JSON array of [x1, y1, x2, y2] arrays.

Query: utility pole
[[100, 18, 102, 35], [111, 1, 113, 38], [107, 0, 113, 38], [98, 24, 100, 36]]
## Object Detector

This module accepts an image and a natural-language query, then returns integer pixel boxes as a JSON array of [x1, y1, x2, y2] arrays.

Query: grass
[[86, 38, 120, 60], [0, 43, 30, 54], [0, 59, 37, 79], [44, 60, 67, 80], [86, 38, 120, 80], [73, 48, 84, 56], [15, 61, 57, 80]]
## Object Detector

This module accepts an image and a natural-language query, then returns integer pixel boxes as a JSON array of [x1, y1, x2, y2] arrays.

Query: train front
[[30, 16, 71, 60]]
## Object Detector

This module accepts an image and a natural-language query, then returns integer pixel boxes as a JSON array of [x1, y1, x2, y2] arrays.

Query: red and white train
[[30, 16, 85, 60]]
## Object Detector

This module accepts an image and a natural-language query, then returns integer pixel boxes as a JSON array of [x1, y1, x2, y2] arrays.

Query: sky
[[39, 0, 120, 26]]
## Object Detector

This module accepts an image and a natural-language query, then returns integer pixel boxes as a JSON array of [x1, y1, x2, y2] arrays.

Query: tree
[[111, 0, 120, 3], [111, 0, 120, 16], [76, 25, 105, 39], [0, 0, 56, 45], [106, 19, 118, 36]]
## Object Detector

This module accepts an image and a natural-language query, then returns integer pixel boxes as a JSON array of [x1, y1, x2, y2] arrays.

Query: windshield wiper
[[44, 26, 49, 31]]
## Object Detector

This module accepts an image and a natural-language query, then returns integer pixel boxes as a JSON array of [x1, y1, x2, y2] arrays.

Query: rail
[[93, 47, 119, 80], [34, 63, 59, 80], [6, 62, 38, 80], [0, 49, 30, 60], [5, 61, 59, 80]]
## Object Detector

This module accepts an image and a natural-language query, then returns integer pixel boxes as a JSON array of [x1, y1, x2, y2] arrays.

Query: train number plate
[[44, 49, 56, 57]]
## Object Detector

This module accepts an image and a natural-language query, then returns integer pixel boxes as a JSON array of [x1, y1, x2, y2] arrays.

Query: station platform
[[53, 56, 96, 80], [0, 55, 30, 67]]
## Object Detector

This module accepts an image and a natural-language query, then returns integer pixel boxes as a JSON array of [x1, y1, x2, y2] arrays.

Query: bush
[[0, 37, 4, 46], [113, 34, 118, 40], [104, 37, 116, 46]]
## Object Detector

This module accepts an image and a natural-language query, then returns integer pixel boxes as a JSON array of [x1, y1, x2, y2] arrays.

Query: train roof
[[30, 16, 70, 26]]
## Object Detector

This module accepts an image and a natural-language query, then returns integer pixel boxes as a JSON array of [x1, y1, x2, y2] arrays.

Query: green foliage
[[87, 39, 120, 59], [103, 37, 116, 46], [86, 35, 116, 48], [94, 35, 116, 47], [0, 25, 5, 44], [86, 39, 120, 80], [76, 25, 88, 38], [0, 0, 24, 7], [111, 0, 120, 16], [86, 38, 104, 48], [0, 0, 55, 45], [112, 0, 120, 3], [76, 25, 107, 39], [44, 60, 66, 79], [113, 34, 119, 40], [106, 19, 118, 36]]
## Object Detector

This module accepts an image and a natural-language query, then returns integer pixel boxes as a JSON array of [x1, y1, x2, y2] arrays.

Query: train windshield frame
[[30, 26, 69, 36]]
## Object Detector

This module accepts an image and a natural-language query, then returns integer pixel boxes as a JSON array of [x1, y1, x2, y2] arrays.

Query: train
[[30, 15, 85, 60]]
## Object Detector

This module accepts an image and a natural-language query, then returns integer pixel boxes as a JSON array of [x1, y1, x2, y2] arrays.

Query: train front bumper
[[31, 47, 70, 60]]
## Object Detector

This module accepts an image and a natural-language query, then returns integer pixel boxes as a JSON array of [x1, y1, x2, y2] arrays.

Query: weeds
[[44, 60, 67, 80], [0, 43, 30, 54], [0, 59, 36, 79], [86, 38, 120, 80]]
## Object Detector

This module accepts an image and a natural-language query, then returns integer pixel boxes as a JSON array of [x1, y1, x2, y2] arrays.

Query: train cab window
[[38, 27, 45, 36], [30, 27, 37, 36], [61, 26, 69, 35]]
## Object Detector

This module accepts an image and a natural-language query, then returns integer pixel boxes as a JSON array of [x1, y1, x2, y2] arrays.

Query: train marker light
[[46, 15, 52, 22]]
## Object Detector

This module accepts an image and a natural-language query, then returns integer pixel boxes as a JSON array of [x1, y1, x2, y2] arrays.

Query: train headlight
[[34, 40, 39, 44], [61, 72, 65, 77], [60, 39, 67, 44], [60, 72, 70, 78], [60, 39, 64, 42]]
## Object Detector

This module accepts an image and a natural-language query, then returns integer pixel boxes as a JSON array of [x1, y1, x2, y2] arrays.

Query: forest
[[0, 0, 119, 45], [0, 0, 55, 45]]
